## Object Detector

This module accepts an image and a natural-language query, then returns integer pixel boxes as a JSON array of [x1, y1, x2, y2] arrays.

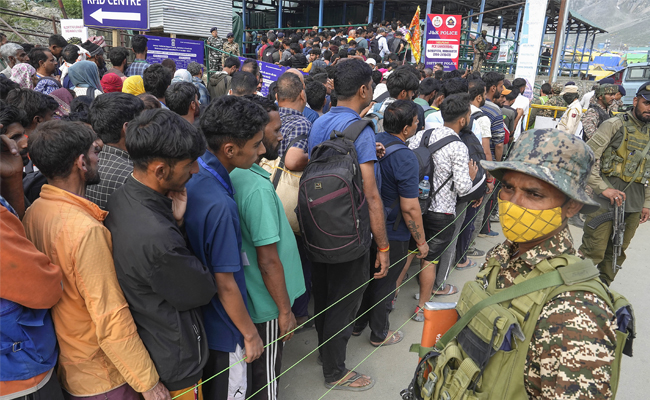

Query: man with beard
[[23, 120, 171, 400], [581, 84, 618, 141], [105, 109, 217, 400], [0, 43, 29, 78], [230, 95, 305, 400], [580, 81, 650, 285]]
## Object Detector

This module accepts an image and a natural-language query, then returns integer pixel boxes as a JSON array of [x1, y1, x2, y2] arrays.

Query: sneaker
[[490, 214, 500, 223], [478, 231, 499, 238], [467, 248, 485, 258]]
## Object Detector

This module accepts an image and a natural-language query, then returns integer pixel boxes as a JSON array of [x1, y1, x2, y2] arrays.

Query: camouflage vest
[[601, 112, 650, 186], [588, 102, 610, 128], [407, 255, 634, 400], [475, 37, 488, 52]]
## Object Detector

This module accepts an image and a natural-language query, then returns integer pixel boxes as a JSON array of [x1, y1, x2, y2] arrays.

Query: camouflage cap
[[597, 83, 618, 97], [481, 30, 488, 34], [551, 82, 563, 94], [481, 129, 601, 213]]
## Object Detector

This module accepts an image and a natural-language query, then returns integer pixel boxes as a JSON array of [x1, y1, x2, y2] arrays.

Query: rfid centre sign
[[82, 0, 149, 31]]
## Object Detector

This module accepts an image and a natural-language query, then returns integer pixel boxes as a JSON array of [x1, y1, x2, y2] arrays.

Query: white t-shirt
[[581, 91, 595, 109], [471, 104, 492, 143], [512, 94, 530, 141]]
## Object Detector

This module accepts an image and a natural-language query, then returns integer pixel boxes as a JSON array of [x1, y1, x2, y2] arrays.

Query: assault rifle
[[586, 199, 626, 271]]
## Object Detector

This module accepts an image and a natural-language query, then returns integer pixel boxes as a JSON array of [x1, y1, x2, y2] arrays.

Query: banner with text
[[424, 14, 462, 71], [514, 0, 549, 99], [60, 19, 88, 42], [145, 36, 204, 70]]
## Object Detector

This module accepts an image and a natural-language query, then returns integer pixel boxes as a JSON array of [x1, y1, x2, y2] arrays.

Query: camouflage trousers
[[579, 207, 641, 286], [473, 55, 484, 72], [209, 52, 222, 72]]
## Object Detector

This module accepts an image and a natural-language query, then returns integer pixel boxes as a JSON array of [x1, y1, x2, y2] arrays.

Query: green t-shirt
[[230, 164, 306, 323]]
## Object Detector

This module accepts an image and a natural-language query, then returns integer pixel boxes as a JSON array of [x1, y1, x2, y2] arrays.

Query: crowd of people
[[0, 23, 648, 400]]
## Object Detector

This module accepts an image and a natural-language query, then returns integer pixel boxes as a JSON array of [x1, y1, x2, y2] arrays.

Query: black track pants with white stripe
[[250, 319, 283, 400]]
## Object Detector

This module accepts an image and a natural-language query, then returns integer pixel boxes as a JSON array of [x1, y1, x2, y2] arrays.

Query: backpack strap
[[425, 135, 462, 198], [330, 119, 372, 141], [271, 134, 308, 189], [378, 141, 409, 231]]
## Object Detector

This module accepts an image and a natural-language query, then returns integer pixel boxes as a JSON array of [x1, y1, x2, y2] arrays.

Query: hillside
[[572, 0, 650, 48]]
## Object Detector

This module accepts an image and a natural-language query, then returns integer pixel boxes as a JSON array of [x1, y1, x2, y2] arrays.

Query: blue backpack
[[0, 298, 58, 381]]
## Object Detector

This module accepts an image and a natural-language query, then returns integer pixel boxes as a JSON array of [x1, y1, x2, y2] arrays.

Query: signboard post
[[82, 0, 149, 31], [514, 0, 549, 99], [145, 36, 204, 70], [424, 14, 462, 71]]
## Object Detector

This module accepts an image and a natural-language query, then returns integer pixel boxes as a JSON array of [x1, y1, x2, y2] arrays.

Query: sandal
[[370, 330, 404, 347], [324, 371, 376, 391], [412, 306, 424, 322], [432, 284, 459, 296], [456, 260, 478, 270]]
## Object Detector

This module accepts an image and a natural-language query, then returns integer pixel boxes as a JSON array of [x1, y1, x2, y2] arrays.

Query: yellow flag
[[405, 6, 422, 63]]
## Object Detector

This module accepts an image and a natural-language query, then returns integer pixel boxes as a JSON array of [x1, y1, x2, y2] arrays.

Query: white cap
[[366, 58, 376, 66]]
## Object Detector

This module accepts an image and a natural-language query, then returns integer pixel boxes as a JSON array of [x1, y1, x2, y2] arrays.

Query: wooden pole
[[56, 0, 68, 19], [0, 16, 29, 42], [52, 16, 57, 34], [549, 0, 570, 82], [112, 30, 119, 47]]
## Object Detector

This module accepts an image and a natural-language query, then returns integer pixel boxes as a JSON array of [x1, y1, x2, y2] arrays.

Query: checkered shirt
[[125, 59, 151, 77], [86, 145, 133, 210], [278, 107, 312, 159]]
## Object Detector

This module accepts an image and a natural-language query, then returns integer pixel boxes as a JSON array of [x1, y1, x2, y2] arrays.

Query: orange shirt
[[0, 205, 62, 396], [22, 185, 159, 396]]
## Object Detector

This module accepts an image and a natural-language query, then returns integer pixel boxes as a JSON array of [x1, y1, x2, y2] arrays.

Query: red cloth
[[100, 73, 123, 93]]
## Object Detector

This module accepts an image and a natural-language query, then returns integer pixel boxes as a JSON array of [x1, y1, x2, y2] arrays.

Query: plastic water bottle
[[419, 176, 431, 200]]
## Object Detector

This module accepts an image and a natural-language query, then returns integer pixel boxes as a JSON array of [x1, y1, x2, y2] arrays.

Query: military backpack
[[403, 254, 635, 400]]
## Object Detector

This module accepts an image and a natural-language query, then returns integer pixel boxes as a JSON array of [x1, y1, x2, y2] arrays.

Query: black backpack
[[380, 131, 461, 230], [370, 38, 380, 55], [262, 48, 278, 63], [296, 120, 372, 264], [457, 110, 488, 203]]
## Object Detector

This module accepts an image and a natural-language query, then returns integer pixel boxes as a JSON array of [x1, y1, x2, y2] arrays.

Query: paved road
[[280, 218, 648, 399]]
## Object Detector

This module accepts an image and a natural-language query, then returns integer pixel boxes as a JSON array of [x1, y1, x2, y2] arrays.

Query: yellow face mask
[[498, 197, 564, 243]]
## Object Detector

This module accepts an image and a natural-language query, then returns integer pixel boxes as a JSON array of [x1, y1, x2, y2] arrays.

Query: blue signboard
[[237, 57, 307, 97], [146, 36, 204, 70], [82, 0, 149, 31]]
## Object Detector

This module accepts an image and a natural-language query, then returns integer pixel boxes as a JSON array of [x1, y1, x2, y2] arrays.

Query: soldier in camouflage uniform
[[536, 82, 565, 119], [478, 128, 619, 398], [222, 33, 240, 68], [472, 30, 488, 72], [581, 84, 617, 141], [609, 85, 625, 113], [580, 81, 650, 285], [207, 27, 223, 72]]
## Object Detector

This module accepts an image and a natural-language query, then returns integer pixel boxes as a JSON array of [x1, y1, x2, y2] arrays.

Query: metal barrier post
[[318, 0, 324, 30], [578, 29, 590, 77], [342, 2, 347, 25], [510, 6, 522, 74], [278, 0, 283, 29], [368, 0, 374, 25], [477, 0, 486, 34], [425, 0, 431, 16], [569, 27, 580, 77]]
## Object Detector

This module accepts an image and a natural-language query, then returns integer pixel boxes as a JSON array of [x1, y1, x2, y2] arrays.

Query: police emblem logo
[[446, 16, 456, 28], [432, 16, 443, 28]]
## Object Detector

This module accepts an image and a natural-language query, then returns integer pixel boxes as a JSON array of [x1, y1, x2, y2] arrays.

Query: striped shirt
[[481, 99, 505, 145]]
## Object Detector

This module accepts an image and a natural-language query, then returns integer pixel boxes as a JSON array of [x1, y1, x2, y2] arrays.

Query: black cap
[[226, 32, 234, 38], [210, 27, 218, 33], [637, 81, 650, 100]]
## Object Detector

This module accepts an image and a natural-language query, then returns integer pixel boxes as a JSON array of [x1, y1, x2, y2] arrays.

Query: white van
[[621, 62, 650, 105]]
